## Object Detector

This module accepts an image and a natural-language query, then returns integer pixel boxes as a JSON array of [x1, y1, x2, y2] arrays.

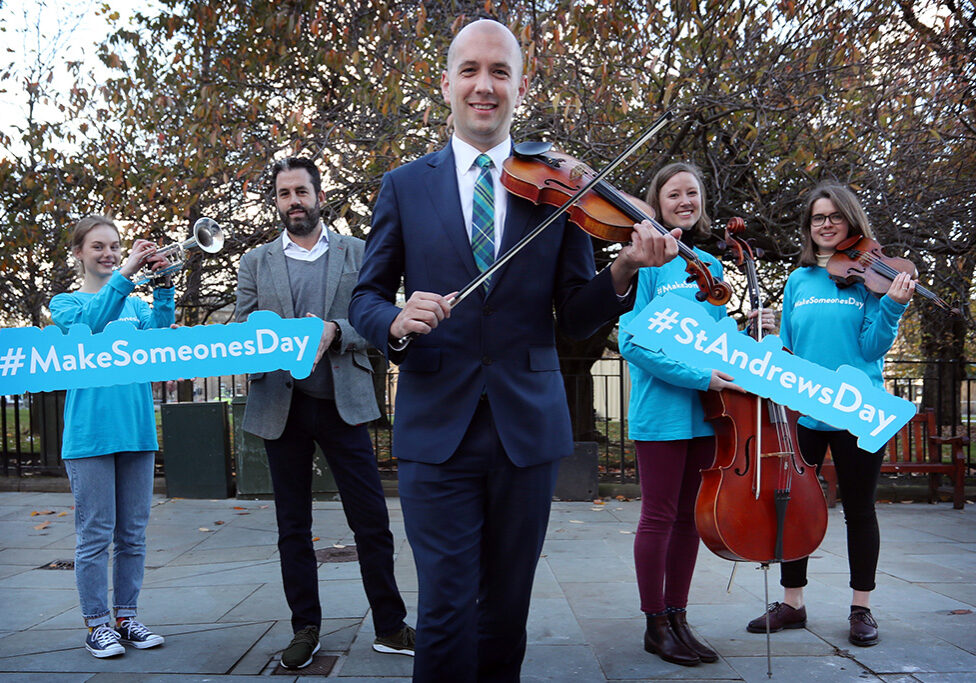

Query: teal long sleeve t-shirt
[[49, 271, 175, 459], [619, 247, 727, 442], [779, 266, 907, 431]]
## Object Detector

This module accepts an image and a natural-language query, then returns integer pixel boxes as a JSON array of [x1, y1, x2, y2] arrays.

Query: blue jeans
[[64, 451, 155, 627]]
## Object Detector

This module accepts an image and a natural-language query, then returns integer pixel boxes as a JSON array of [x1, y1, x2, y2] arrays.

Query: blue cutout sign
[[0, 311, 323, 394], [623, 293, 915, 452]]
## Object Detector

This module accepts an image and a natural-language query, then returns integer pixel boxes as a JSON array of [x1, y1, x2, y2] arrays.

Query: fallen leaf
[[592, 499, 605, 505], [590, 507, 605, 511], [235, 512, 249, 515], [232, 506, 246, 510], [615, 495, 628, 501], [900, 500, 914, 504], [949, 609, 972, 615], [569, 520, 583, 524], [259, 505, 269, 509], [198, 527, 211, 532], [333, 543, 346, 548], [619, 530, 633, 534], [30, 510, 55, 516], [33, 521, 50, 530], [614, 507, 624, 511], [57, 511, 69, 517], [214, 520, 225, 525]]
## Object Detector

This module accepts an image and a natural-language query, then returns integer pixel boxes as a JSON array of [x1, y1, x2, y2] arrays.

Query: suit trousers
[[263, 391, 406, 635], [398, 398, 559, 683]]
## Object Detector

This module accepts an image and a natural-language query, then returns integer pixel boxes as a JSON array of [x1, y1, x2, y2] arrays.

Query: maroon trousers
[[634, 437, 715, 613]]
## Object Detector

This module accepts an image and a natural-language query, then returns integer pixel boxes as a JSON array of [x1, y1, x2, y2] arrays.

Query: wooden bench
[[820, 409, 969, 510]]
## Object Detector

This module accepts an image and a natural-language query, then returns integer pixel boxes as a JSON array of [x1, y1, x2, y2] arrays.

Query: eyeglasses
[[810, 212, 846, 227]]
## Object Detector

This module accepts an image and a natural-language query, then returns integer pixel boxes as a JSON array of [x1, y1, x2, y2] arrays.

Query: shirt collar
[[281, 222, 328, 253], [451, 135, 511, 175]]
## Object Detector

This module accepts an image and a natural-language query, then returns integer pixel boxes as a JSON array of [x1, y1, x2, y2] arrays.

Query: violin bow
[[391, 109, 675, 351]]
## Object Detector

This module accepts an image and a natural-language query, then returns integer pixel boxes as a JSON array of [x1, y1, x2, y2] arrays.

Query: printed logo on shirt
[[794, 295, 863, 309], [656, 281, 698, 297]]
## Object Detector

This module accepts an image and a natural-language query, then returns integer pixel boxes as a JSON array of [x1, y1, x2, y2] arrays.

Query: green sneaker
[[280, 626, 320, 669], [373, 625, 415, 656]]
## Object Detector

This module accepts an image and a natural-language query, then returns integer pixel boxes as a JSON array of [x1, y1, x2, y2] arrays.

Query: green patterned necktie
[[471, 153, 495, 284]]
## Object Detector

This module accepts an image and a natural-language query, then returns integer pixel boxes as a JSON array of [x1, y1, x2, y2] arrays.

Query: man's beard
[[280, 202, 322, 237]]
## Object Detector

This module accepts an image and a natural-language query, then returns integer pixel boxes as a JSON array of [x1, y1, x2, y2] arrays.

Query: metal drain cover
[[315, 546, 358, 563], [38, 560, 74, 570]]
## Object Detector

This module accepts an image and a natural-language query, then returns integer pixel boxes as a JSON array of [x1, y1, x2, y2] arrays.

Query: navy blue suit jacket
[[350, 143, 635, 467]]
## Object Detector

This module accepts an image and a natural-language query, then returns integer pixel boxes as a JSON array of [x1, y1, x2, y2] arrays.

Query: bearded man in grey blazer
[[236, 157, 414, 670]]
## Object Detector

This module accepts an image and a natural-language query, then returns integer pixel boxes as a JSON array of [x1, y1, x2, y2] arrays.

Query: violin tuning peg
[[695, 291, 709, 302], [755, 247, 765, 258], [686, 275, 698, 283], [717, 240, 727, 250]]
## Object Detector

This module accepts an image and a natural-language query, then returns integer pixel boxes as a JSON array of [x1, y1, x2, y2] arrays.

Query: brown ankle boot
[[643, 613, 700, 666], [667, 610, 718, 663]]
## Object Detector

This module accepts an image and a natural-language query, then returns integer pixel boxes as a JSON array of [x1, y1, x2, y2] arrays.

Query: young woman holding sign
[[49, 216, 174, 658], [745, 183, 914, 646], [619, 163, 775, 666]]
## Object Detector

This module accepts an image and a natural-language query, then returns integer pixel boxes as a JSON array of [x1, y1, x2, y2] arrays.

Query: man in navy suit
[[350, 19, 679, 682]]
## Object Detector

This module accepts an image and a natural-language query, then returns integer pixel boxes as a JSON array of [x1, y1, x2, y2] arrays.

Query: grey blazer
[[235, 230, 380, 440]]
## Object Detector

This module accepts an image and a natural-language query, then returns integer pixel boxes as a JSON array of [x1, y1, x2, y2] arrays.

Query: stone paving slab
[[0, 491, 973, 680]]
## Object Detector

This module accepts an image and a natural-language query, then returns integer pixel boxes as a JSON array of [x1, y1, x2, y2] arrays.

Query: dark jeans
[[398, 399, 559, 683], [263, 392, 406, 635], [781, 426, 885, 592]]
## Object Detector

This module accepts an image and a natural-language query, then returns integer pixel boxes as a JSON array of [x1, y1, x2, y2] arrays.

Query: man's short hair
[[271, 157, 322, 195]]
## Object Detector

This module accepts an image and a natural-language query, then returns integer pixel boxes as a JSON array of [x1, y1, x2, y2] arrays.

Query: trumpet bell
[[190, 217, 224, 254], [134, 216, 226, 285]]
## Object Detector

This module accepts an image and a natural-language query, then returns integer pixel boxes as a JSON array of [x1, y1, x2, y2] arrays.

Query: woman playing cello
[[745, 183, 914, 646], [619, 162, 774, 666]]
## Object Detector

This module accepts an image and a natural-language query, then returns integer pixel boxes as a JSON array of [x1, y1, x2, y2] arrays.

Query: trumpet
[[134, 217, 225, 285]]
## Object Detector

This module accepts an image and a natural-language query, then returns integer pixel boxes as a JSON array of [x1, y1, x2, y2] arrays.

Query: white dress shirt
[[451, 135, 510, 258], [282, 222, 329, 261]]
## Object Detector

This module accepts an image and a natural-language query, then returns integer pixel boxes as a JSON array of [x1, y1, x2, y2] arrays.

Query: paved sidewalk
[[0, 491, 973, 681]]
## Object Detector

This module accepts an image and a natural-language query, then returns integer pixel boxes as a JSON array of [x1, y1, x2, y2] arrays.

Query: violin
[[501, 145, 732, 306], [827, 235, 958, 314], [695, 218, 828, 564]]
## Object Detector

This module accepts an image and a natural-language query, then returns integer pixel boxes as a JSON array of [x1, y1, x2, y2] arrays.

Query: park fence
[[2, 359, 973, 484]]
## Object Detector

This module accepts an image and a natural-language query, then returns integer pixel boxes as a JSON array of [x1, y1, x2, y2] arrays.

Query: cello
[[694, 218, 828, 676]]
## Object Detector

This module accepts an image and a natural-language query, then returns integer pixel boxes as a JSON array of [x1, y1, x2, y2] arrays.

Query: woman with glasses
[[744, 183, 914, 647]]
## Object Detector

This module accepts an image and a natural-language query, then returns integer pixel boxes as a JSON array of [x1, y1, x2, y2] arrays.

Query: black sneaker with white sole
[[86, 624, 125, 658], [281, 626, 321, 669], [373, 625, 416, 656], [116, 618, 165, 649]]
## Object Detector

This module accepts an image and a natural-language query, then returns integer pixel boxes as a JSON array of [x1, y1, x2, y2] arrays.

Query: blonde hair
[[70, 215, 119, 275], [645, 162, 711, 240], [798, 184, 876, 267]]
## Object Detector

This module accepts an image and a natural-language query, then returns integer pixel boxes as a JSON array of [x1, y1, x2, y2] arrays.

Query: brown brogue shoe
[[848, 609, 879, 646], [746, 602, 807, 633]]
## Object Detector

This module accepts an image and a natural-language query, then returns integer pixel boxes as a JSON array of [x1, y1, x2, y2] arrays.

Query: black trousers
[[781, 426, 885, 592], [263, 391, 407, 635]]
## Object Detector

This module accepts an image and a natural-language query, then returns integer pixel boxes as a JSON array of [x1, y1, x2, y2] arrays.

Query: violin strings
[[852, 251, 948, 307]]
